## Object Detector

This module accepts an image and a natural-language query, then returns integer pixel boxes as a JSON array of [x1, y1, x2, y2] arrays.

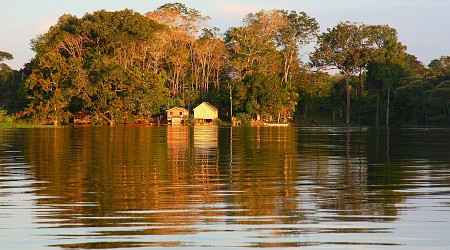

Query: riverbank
[[0, 110, 51, 128], [0, 122, 53, 129]]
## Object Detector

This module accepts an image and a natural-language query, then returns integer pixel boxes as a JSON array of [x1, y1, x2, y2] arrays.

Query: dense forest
[[0, 3, 449, 126]]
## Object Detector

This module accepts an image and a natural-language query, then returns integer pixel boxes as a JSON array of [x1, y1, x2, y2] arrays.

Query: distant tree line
[[0, 3, 448, 126]]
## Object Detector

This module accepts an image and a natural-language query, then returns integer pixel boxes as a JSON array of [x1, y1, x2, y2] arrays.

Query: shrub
[[0, 109, 14, 123], [182, 114, 195, 126], [236, 113, 252, 126], [214, 118, 222, 126]]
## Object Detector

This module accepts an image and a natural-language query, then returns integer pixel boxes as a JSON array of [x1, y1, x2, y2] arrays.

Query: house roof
[[166, 107, 189, 112], [194, 102, 217, 112]]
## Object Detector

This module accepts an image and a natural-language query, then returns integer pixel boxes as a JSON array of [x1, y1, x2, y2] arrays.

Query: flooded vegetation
[[1, 126, 449, 249]]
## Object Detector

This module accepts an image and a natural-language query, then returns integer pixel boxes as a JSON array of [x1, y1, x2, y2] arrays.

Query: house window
[[179, 112, 183, 115], [170, 112, 173, 115]]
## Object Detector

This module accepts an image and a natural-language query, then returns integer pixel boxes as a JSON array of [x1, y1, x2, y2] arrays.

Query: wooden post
[[229, 85, 233, 124]]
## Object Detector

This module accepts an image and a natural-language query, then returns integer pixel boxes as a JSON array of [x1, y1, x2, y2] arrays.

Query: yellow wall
[[193, 103, 218, 120]]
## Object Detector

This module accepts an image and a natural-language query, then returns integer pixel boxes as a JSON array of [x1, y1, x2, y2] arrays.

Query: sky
[[1, 0, 449, 70]]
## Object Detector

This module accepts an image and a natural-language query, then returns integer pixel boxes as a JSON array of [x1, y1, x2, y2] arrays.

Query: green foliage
[[0, 60, 29, 113], [366, 62, 404, 91], [0, 109, 14, 123], [428, 56, 450, 74], [226, 9, 318, 87], [182, 114, 195, 126], [427, 80, 450, 117], [383, 54, 448, 126], [394, 80, 432, 124], [214, 118, 222, 126], [0, 108, 51, 128], [0, 51, 13, 62], [225, 10, 316, 123], [0, 63, 15, 109], [0, 109, 49, 128], [368, 24, 406, 65], [22, 9, 169, 125], [311, 22, 375, 125], [145, 4, 225, 103], [235, 113, 252, 126], [236, 73, 298, 122], [0, 52, 15, 109], [3, 6, 448, 127], [155, 2, 209, 34], [311, 22, 372, 75]]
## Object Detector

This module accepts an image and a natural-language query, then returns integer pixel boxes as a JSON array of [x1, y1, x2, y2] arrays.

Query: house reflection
[[193, 126, 218, 166], [191, 126, 221, 203], [167, 125, 190, 169]]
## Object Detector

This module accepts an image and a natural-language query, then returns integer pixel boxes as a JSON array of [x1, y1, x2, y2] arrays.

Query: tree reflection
[[295, 126, 401, 221], [227, 127, 300, 224], [15, 126, 446, 247]]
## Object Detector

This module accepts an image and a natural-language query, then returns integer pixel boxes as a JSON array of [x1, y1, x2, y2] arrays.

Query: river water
[[0, 126, 449, 249]]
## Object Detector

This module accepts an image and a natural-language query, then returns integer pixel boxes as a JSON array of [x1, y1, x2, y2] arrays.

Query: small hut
[[193, 102, 218, 125], [166, 107, 189, 125]]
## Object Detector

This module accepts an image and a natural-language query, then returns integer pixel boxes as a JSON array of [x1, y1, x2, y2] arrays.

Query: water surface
[[0, 126, 449, 249]]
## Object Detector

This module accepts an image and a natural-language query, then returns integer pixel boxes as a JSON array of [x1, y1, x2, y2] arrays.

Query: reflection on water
[[0, 127, 449, 249]]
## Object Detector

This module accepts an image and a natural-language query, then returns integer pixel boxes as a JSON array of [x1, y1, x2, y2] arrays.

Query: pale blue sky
[[1, 0, 449, 69]]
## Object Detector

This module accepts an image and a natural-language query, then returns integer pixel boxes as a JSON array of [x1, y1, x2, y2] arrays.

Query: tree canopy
[[0, 51, 13, 62], [1, 5, 447, 127], [310, 22, 373, 125], [226, 10, 318, 122], [23, 9, 168, 125]]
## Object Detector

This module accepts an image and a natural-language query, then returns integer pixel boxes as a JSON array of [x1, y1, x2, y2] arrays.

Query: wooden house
[[193, 102, 218, 124], [166, 107, 189, 125]]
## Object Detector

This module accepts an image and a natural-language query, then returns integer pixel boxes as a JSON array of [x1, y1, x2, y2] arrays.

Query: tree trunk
[[376, 91, 379, 129], [386, 87, 390, 127], [229, 85, 233, 122], [357, 69, 363, 125], [332, 107, 336, 122], [345, 74, 351, 125]]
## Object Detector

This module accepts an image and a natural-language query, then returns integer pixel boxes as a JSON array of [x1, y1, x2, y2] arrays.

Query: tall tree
[[226, 9, 317, 122], [395, 56, 450, 126], [23, 10, 168, 125], [275, 11, 319, 87], [146, 3, 226, 103], [192, 28, 228, 96], [146, 2, 209, 36], [0, 51, 19, 111], [235, 73, 298, 122], [311, 22, 373, 125], [0, 51, 13, 62], [366, 62, 404, 127], [428, 56, 450, 77], [299, 70, 335, 117], [226, 10, 318, 84], [365, 25, 407, 127], [225, 21, 281, 80]]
